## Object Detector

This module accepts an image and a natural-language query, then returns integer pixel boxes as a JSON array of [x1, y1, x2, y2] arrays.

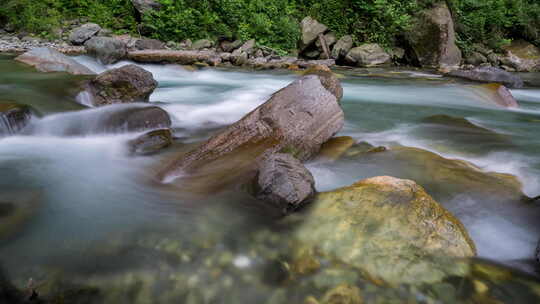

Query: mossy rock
[[317, 136, 355, 161], [0, 190, 42, 241], [293, 176, 475, 285]]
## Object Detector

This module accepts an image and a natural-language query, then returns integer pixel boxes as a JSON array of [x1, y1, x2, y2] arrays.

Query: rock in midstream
[[83, 64, 158, 107], [14, 47, 95, 75], [157, 67, 343, 203]]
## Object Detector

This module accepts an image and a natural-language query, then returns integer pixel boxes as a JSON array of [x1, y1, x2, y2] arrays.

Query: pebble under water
[[1, 54, 540, 303]]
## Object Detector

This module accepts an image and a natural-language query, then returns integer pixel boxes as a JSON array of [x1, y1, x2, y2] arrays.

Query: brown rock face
[[157, 71, 344, 184], [407, 2, 462, 68], [84, 64, 158, 106]]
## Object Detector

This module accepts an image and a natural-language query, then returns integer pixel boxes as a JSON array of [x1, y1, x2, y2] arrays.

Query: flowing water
[[1, 53, 540, 302]]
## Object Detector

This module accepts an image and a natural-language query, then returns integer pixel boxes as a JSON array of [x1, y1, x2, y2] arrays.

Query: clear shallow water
[[1, 54, 540, 301]]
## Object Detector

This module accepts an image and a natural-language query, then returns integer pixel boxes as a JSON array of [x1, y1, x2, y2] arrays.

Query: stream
[[1, 54, 540, 302]]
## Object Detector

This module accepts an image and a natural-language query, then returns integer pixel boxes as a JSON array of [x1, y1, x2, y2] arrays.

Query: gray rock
[[69, 23, 101, 45], [315, 32, 337, 48], [331, 35, 353, 60], [220, 40, 243, 52], [299, 17, 328, 52], [157, 67, 344, 184], [345, 43, 391, 67], [407, 2, 462, 68], [14, 47, 95, 75], [0, 103, 32, 136], [448, 66, 524, 88], [134, 38, 166, 50], [84, 37, 127, 64], [128, 128, 173, 155], [500, 40, 540, 72], [238, 39, 256, 55], [230, 50, 248, 66], [304, 49, 321, 59], [85, 64, 158, 106], [465, 52, 488, 65], [191, 39, 213, 50], [253, 153, 315, 214], [131, 0, 162, 15]]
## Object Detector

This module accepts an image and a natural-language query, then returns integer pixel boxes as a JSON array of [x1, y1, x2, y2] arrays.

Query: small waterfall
[[76, 90, 94, 107], [0, 105, 32, 136]]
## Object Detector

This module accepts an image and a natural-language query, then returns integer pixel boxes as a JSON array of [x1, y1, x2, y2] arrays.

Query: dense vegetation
[[1, 0, 539, 53]]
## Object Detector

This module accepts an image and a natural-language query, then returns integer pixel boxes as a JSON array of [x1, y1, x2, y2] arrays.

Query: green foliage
[[142, 0, 300, 51], [451, 0, 540, 50], [0, 0, 539, 52]]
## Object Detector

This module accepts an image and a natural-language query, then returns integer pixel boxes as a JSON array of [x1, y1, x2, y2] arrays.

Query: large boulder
[[84, 37, 127, 65], [69, 23, 101, 45], [345, 43, 391, 67], [252, 153, 316, 214], [127, 50, 222, 66], [331, 35, 353, 60], [0, 103, 32, 136], [299, 17, 328, 53], [191, 39, 214, 50], [407, 2, 462, 68], [83, 64, 157, 106], [14, 47, 95, 75], [501, 40, 540, 72], [131, 0, 162, 15], [448, 66, 524, 89], [293, 176, 476, 284], [157, 67, 344, 184]]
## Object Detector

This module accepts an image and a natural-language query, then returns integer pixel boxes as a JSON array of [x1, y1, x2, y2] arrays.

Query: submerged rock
[[0, 103, 32, 136], [128, 128, 173, 155], [0, 190, 42, 241], [345, 44, 391, 67], [469, 83, 519, 108], [157, 67, 344, 184], [407, 2, 461, 68], [317, 136, 355, 161], [321, 284, 362, 304], [69, 23, 101, 45], [345, 146, 524, 203], [14, 47, 95, 75], [448, 66, 524, 89], [253, 153, 316, 214], [84, 37, 127, 64], [84, 64, 157, 106], [294, 176, 475, 285]]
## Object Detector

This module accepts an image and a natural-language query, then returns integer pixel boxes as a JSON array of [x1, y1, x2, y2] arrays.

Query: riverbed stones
[[133, 38, 166, 50], [0, 103, 32, 136], [345, 44, 391, 67], [299, 17, 328, 53], [448, 66, 524, 89], [14, 47, 95, 75], [317, 136, 355, 161], [293, 176, 475, 285], [331, 35, 353, 60], [128, 128, 173, 155], [191, 39, 213, 50], [0, 190, 42, 241], [253, 153, 316, 214], [157, 68, 344, 184], [407, 2, 462, 68], [84, 37, 127, 64], [84, 64, 157, 106], [321, 284, 362, 304]]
